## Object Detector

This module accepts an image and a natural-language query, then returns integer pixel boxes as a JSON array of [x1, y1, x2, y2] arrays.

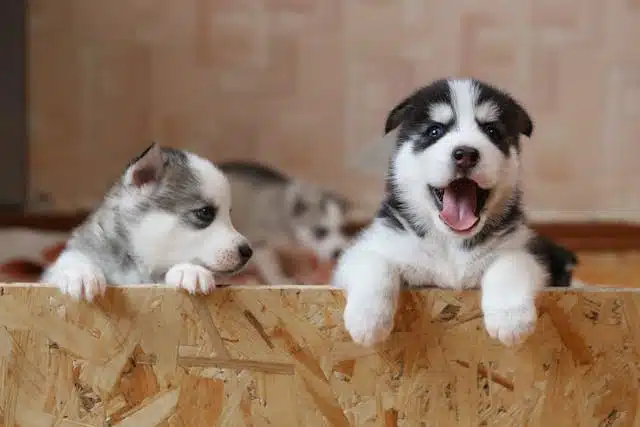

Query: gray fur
[[64, 147, 203, 282], [219, 161, 350, 284]]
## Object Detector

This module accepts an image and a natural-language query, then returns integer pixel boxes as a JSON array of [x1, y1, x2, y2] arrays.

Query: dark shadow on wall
[[0, 0, 27, 212]]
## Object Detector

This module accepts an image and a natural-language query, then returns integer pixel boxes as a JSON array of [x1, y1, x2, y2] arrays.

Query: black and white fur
[[41, 143, 253, 301], [219, 161, 349, 285], [333, 78, 578, 347]]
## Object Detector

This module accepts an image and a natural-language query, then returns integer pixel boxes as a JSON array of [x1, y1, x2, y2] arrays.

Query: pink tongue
[[439, 180, 479, 231]]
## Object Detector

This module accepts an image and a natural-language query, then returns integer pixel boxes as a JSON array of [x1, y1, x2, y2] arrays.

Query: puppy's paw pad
[[165, 264, 216, 294], [343, 298, 395, 347], [48, 267, 106, 302], [484, 303, 537, 347]]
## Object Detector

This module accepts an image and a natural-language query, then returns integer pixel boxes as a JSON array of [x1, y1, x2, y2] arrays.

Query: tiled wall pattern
[[29, 0, 640, 220]]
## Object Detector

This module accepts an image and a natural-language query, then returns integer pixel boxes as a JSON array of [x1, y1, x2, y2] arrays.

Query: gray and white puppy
[[41, 143, 253, 300], [333, 77, 578, 348], [219, 161, 349, 285]]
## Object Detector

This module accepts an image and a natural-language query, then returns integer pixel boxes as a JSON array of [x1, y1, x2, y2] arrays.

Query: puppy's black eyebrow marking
[[474, 119, 506, 130], [411, 119, 455, 154]]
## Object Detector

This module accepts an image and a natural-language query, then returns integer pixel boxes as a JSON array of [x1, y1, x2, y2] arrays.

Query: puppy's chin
[[216, 265, 248, 276], [195, 258, 250, 276]]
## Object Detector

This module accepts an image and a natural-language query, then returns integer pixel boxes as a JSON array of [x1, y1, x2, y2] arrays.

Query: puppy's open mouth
[[429, 178, 490, 233]]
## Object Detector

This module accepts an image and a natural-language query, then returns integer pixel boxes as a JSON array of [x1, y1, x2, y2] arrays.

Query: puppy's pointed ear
[[124, 142, 165, 188], [515, 103, 533, 138], [384, 97, 413, 134]]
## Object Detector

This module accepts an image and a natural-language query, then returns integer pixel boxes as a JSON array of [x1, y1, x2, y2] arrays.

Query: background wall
[[29, 0, 640, 221], [0, 0, 26, 211]]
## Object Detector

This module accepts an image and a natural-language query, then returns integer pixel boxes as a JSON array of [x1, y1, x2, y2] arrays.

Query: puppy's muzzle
[[453, 146, 480, 173]]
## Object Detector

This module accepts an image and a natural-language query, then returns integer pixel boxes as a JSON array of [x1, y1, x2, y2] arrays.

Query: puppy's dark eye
[[313, 226, 329, 239], [425, 124, 445, 139], [191, 205, 217, 229], [482, 123, 502, 139]]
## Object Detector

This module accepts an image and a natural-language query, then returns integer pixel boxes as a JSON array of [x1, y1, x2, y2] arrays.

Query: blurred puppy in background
[[219, 161, 350, 285]]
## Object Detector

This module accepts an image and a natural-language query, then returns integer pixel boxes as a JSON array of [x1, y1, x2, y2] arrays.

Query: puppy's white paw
[[46, 265, 107, 302], [483, 302, 537, 347], [165, 263, 216, 294], [343, 296, 395, 347], [481, 251, 544, 347], [332, 240, 400, 347]]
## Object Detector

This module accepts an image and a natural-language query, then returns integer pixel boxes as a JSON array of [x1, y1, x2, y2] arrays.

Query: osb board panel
[[0, 286, 639, 426], [29, 0, 640, 220]]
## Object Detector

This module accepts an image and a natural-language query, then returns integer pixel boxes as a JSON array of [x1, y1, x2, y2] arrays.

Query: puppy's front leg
[[481, 251, 546, 346], [333, 245, 400, 347], [41, 249, 107, 302]]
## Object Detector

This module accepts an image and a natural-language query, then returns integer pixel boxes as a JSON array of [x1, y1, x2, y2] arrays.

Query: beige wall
[[29, 0, 640, 221]]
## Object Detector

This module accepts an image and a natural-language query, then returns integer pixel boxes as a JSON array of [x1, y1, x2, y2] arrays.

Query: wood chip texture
[[0, 284, 638, 426]]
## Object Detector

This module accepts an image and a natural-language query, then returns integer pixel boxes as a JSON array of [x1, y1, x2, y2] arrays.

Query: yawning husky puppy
[[333, 78, 578, 347], [41, 143, 253, 300]]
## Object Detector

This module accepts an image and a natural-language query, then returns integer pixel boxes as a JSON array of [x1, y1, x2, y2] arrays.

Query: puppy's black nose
[[331, 249, 343, 261], [238, 243, 253, 261], [452, 146, 480, 171]]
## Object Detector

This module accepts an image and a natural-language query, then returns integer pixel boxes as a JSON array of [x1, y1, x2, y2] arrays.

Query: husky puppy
[[41, 143, 253, 301], [333, 77, 578, 347], [219, 161, 349, 285]]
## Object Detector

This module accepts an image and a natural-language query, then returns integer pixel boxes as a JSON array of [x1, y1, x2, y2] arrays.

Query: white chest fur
[[399, 237, 492, 289], [357, 219, 532, 291]]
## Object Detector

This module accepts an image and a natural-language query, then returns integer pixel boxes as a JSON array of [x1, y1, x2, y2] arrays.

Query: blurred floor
[[1, 228, 640, 287], [574, 251, 640, 287]]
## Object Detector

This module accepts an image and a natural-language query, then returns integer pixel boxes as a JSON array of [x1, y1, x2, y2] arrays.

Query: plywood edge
[[2, 282, 640, 292], [2, 284, 640, 426]]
